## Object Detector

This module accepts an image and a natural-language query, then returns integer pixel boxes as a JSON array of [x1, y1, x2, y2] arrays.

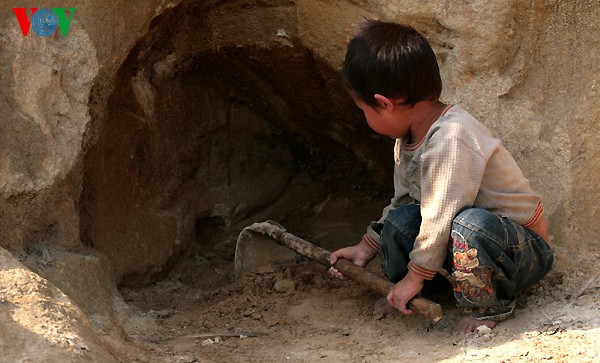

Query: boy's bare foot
[[453, 316, 497, 334], [373, 297, 396, 315]]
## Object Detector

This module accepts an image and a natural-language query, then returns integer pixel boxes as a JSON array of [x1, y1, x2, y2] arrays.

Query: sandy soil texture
[[118, 240, 600, 363]]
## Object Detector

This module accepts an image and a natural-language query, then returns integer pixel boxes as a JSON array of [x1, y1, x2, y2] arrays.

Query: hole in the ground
[[80, 2, 393, 287]]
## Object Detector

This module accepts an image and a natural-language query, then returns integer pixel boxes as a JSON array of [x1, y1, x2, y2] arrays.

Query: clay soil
[[116, 200, 600, 363]]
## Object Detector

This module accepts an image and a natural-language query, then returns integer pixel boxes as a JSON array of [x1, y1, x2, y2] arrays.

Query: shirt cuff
[[362, 233, 379, 253], [408, 261, 438, 280]]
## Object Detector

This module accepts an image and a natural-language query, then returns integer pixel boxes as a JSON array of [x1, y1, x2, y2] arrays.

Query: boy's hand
[[328, 240, 377, 280], [386, 270, 425, 315]]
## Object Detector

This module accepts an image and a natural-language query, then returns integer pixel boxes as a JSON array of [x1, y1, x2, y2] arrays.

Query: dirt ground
[[115, 199, 600, 363]]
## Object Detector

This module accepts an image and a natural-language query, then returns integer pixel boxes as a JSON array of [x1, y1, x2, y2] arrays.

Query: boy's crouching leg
[[379, 203, 421, 283], [451, 208, 547, 333], [375, 203, 421, 316]]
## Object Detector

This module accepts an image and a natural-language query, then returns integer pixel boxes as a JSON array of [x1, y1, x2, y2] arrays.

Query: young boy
[[329, 20, 553, 334]]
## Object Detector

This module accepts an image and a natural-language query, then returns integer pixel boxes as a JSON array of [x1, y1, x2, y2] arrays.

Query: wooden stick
[[241, 222, 443, 322]]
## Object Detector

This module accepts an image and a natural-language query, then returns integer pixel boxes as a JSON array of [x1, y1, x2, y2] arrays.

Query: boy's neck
[[408, 99, 447, 144]]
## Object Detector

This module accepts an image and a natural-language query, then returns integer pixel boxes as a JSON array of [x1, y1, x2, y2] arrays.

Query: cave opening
[[80, 1, 393, 287]]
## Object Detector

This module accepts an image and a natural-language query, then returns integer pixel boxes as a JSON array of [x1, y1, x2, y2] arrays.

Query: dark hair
[[342, 19, 442, 108]]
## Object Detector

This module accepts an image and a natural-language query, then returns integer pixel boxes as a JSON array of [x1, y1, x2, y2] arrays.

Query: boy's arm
[[332, 140, 411, 280], [329, 239, 378, 280], [408, 123, 488, 279]]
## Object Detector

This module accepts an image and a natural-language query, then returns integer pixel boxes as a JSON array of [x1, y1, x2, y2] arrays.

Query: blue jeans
[[378, 203, 553, 321]]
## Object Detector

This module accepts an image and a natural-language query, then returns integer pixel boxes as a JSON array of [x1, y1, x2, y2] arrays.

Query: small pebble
[[476, 325, 493, 335], [201, 338, 214, 346]]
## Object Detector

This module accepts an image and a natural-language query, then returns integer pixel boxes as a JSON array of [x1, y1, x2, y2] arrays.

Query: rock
[[274, 279, 296, 293], [476, 325, 493, 335], [264, 315, 280, 328], [0, 247, 116, 362]]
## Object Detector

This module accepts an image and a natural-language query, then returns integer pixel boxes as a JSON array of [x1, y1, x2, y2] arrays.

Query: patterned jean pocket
[[451, 207, 554, 318]]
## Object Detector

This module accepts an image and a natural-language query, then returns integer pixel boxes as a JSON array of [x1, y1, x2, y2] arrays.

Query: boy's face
[[349, 92, 411, 139]]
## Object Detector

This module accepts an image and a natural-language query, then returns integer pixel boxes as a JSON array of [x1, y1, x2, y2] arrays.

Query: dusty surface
[[4, 214, 599, 362], [112, 199, 600, 363], [119, 242, 600, 363]]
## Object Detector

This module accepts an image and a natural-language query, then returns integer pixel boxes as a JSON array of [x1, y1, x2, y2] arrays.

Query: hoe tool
[[234, 221, 443, 322]]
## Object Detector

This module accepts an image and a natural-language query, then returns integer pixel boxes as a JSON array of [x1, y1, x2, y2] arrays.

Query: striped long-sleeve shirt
[[365, 104, 544, 280]]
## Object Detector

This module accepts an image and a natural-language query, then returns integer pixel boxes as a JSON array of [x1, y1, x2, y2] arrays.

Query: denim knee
[[379, 203, 421, 282], [452, 208, 508, 251]]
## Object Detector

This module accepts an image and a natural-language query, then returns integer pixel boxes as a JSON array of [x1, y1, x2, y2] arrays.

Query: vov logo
[[13, 8, 76, 36]]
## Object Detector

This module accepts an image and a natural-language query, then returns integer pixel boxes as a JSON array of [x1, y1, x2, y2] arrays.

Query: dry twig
[[171, 332, 267, 341], [572, 270, 600, 300]]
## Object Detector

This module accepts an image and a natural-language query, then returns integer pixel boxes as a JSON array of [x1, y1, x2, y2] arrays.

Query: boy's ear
[[373, 94, 394, 111]]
